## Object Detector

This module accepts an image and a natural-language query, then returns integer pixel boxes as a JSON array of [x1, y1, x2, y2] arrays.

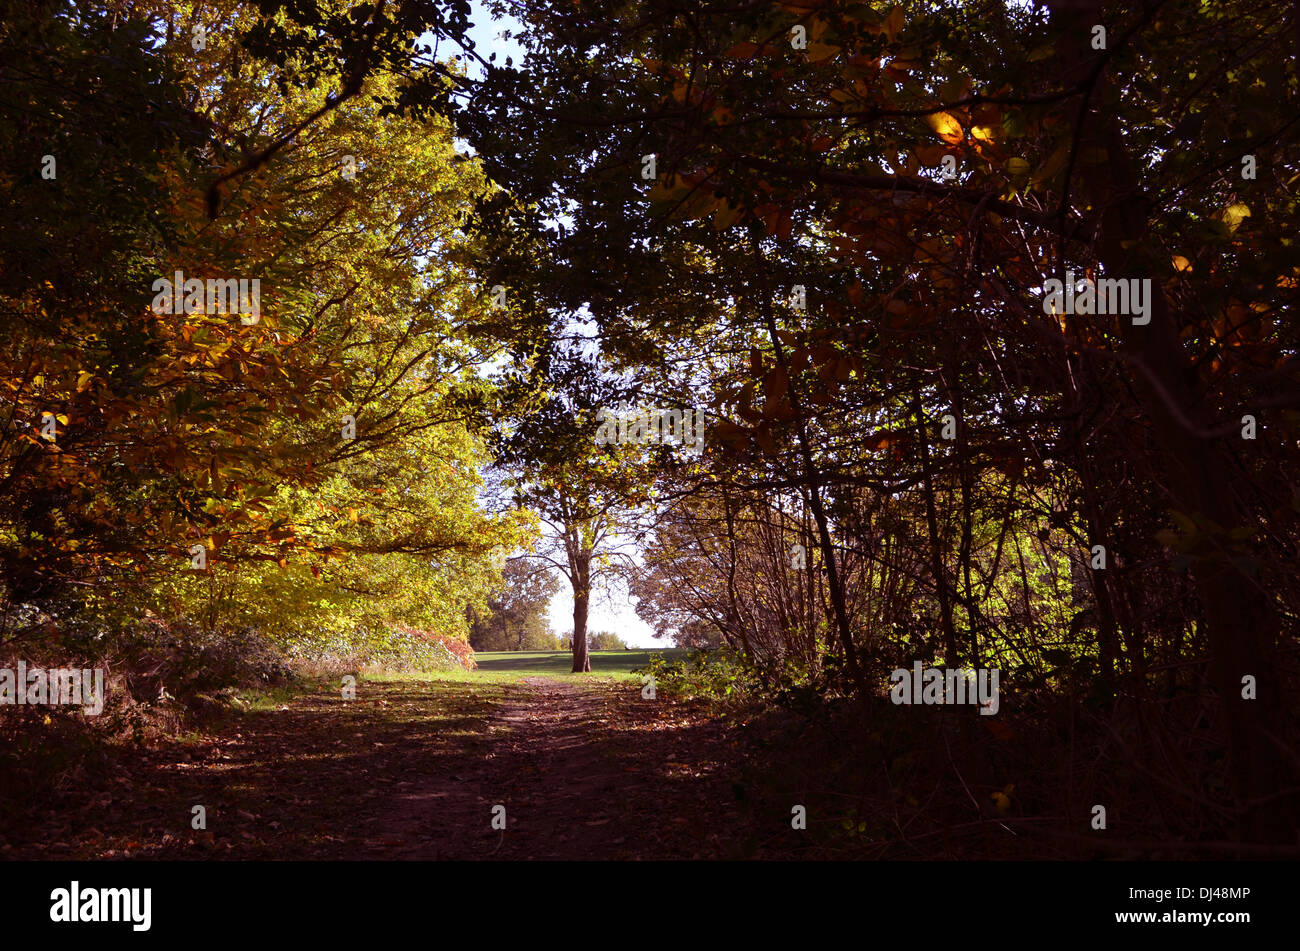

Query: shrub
[[283, 624, 475, 674], [636, 649, 758, 701]]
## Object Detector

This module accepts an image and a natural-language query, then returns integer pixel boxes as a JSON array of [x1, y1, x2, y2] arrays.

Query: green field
[[471, 648, 689, 680]]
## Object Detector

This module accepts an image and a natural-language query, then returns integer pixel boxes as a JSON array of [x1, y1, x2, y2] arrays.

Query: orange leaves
[[711, 419, 751, 450], [924, 111, 964, 145], [764, 364, 790, 404], [1212, 299, 1272, 351], [861, 428, 913, 459], [723, 41, 759, 59], [760, 367, 797, 423], [723, 40, 780, 60], [755, 202, 794, 240], [816, 352, 856, 387], [913, 143, 950, 167], [860, 429, 895, 452], [915, 101, 1007, 167], [984, 719, 1014, 741]]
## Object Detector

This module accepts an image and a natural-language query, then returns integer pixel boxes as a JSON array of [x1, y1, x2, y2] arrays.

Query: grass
[[471, 648, 691, 681]]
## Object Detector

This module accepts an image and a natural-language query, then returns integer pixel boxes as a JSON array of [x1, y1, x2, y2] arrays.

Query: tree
[[450, 0, 1300, 842], [0, 0, 529, 666], [587, 630, 628, 651], [468, 559, 561, 651], [487, 345, 658, 673]]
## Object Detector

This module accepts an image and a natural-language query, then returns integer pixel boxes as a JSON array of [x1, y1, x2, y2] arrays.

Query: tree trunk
[[571, 549, 592, 673], [1049, 0, 1295, 843]]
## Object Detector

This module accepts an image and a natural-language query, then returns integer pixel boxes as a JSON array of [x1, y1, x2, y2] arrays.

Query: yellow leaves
[[1171, 254, 1193, 273], [651, 170, 743, 231], [75, 370, 95, 392], [881, 5, 906, 43], [990, 784, 1015, 813], [925, 111, 964, 144], [1220, 202, 1251, 232], [807, 39, 840, 61], [647, 173, 690, 206], [711, 198, 742, 231], [804, 17, 840, 62], [970, 125, 996, 145], [1031, 143, 1069, 187]]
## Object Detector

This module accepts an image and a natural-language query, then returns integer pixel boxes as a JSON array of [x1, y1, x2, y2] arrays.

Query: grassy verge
[[470, 648, 690, 681]]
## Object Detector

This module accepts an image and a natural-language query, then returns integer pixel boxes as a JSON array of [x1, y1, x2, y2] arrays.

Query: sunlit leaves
[[924, 111, 964, 144]]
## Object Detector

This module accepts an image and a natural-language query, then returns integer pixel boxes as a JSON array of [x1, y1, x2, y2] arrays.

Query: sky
[[458, 2, 665, 648]]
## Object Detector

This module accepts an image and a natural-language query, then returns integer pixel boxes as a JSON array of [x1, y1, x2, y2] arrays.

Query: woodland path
[[4, 673, 806, 860]]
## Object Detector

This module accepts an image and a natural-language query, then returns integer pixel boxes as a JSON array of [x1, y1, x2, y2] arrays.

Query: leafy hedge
[[284, 624, 475, 673]]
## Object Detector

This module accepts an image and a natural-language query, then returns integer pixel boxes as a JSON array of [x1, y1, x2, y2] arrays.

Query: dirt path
[[3, 674, 785, 860], [358, 676, 753, 859]]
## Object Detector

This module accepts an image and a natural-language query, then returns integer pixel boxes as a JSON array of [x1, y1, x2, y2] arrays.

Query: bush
[[283, 624, 475, 674], [636, 649, 758, 701]]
